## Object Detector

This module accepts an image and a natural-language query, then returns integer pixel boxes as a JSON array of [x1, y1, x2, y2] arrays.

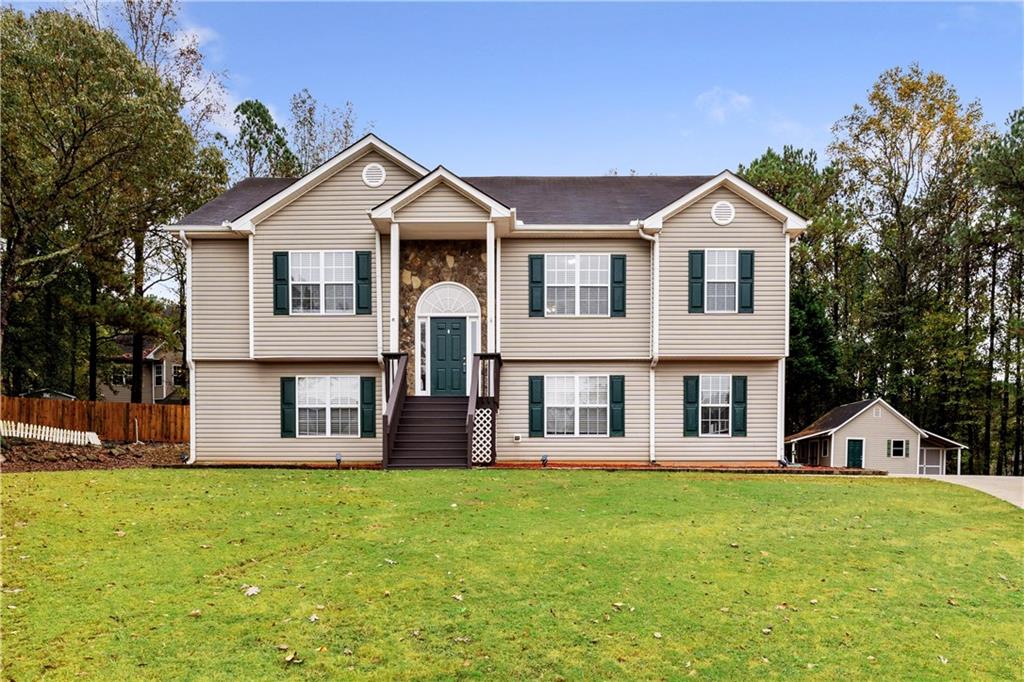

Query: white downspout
[[637, 223, 659, 463], [179, 230, 196, 465]]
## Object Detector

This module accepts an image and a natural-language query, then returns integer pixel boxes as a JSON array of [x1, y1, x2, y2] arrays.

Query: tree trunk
[[1014, 252, 1023, 477], [983, 243, 999, 475], [997, 301, 1011, 476], [130, 235, 145, 403], [88, 274, 98, 401]]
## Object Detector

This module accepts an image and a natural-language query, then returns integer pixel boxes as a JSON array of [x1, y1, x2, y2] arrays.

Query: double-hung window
[[705, 249, 737, 313], [700, 374, 731, 436], [296, 376, 360, 437], [153, 363, 164, 387], [290, 250, 355, 315], [887, 439, 910, 458], [545, 375, 609, 436], [545, 254, 610, 316]]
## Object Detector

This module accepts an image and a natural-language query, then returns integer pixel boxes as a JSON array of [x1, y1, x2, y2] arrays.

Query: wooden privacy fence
[[1, 397, 189, 443]]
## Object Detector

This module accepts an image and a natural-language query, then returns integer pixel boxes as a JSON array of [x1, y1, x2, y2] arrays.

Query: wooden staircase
[[382, 352, 502, 470], [387, 396, 470, 468]]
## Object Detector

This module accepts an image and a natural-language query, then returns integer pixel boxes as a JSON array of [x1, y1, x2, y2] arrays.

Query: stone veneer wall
[[398, 240, 487, 393]]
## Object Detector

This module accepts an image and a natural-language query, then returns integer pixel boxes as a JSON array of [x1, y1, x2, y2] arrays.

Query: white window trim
[[888, 438, 910, 458], [172, 364, 185, 387], [288, 249, 357, 316], [295, 375, 361, 439], [698, 373, 732, 438], [153, 362, 164, 387], [845, 437, 865, 467], [543, 253, 612, 318], [543, 374, 610, 438], [704, 248, 739, 314]]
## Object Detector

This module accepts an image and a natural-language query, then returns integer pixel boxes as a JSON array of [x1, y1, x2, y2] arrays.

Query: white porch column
[[486, 221, 496, 353], [389, 222, 400, 352], [956, 448, 962, 475]]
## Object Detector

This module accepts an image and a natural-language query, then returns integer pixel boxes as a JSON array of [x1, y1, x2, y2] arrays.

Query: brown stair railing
[[466, 353, 502, 466], [382, 352, 408, 469]]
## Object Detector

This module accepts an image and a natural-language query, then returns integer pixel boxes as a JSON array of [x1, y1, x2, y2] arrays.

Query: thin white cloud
[[695, 86, 752, 124]]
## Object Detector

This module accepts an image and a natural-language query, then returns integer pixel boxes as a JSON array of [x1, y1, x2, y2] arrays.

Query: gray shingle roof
[[177, 174, 717, 228], [177, 178, 298, 226], [785, 399, 877, 442], [464, 176, 714, 225]]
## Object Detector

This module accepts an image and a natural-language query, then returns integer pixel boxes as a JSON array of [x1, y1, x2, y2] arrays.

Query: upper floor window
[[153, 363, 164, 387], [700, 374, 731, 436], [545, 375, 608, 437], [545, 254, 609, 317], [296, 375, 360, 437], [705, 249, 737, 313], [290, 250, 355, 315], [111, 367, 132, 386]]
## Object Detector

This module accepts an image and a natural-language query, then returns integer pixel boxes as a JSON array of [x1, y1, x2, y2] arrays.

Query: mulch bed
[[0, 438, 186, 473]]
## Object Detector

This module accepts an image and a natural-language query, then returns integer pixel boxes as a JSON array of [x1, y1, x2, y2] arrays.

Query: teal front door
[[846, 439, 864, 468], [430, 317, 466, 396]]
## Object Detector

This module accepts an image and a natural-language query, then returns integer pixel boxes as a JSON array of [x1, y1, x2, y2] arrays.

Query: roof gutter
[[635, 221, 659, 463]]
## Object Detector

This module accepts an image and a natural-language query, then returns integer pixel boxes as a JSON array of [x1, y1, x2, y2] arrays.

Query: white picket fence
[[0, 420, 101, 446]]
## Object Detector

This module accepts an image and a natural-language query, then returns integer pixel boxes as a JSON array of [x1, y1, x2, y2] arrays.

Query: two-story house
[[168, 135, 807, 467]]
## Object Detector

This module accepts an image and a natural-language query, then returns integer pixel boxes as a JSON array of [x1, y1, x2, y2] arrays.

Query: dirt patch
[[0, 438, 186, 473]]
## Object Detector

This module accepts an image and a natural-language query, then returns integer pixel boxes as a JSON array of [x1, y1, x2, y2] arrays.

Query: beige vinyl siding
[[194, 360, 382, 463], [831, 403, 920, 474], [495, 361, 649, 461], [499, 239, 651, 359], [395, 183, 489, 222], [654, 360, 780, 461], [659, 187, 787, 357], [192, 239, 249, 359], [252, 151, 416, 358]]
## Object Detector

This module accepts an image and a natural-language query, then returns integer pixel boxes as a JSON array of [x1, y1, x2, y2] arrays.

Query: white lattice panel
[[471, 408, 493, 464]]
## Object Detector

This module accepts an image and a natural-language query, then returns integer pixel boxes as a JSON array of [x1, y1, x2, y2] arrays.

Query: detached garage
[[785, 398, 967, 475]]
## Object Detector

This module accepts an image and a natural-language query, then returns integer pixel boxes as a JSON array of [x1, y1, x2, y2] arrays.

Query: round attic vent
[[711, 200, 736, 226], [362, 162, 386, 188]]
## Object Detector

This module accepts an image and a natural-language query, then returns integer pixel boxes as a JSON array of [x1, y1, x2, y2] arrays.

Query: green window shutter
[[731, 375, 747, 436], [609, 375, 625, 437], [738, 250, 754, 313], [360, 376, 376, 438], [360, 374, 376, 438], [280, 377, 296, 438], [273, 252, 290, 315], [688, 251, 704, 313], [355, 251, 372, 315], [528, 376, 544, 436], [528, 255, 545, 317], [683, 375, 699, 436], [610, 255, 627, 317]]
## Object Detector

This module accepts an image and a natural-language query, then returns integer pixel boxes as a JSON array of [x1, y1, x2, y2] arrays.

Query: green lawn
[[2, 470, 1022, 680]]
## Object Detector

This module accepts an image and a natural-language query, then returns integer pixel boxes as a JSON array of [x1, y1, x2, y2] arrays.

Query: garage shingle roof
[[785, 399, 877, 442]]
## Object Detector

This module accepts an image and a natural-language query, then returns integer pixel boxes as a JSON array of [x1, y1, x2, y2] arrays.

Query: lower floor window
[[700, 375, 731, 436], [545, 375, 608, 436], [297, 376, 360, 437], [888, 439, 910, 457]]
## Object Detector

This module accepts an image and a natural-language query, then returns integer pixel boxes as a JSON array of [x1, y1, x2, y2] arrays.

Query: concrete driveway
[[922, 475, 1024, 508]]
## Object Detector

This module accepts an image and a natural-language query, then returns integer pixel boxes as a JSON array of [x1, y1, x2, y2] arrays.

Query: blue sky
[[33, 2, 1024, 174]]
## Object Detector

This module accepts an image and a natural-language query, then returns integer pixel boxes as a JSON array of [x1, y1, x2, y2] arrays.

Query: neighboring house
[[168, 134, 808, 467], [99, 339, 187, 404], [785, 398, 967, 475], [19, 388, 76, 400]]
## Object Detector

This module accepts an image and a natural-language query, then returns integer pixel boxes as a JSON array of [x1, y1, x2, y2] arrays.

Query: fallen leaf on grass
[[452, 594, 463, 602], [189, 609, 201, 618], [762, 627, 773, 635], [729, 542, 739, 548], [384, 558, 397, 566], [276, 644, 290, 651], [308, 614, 319, 623], [114, 530, 126, 537], [653, 632, 662, 639], [809, 599, 818, 605], [938, 655, 949, 665], [867, 587, 879, 593], [946, 598, 958, 607], [284, 651, 302, 665], [611, 602, 625, 611], [243, 586, 260, 597]]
